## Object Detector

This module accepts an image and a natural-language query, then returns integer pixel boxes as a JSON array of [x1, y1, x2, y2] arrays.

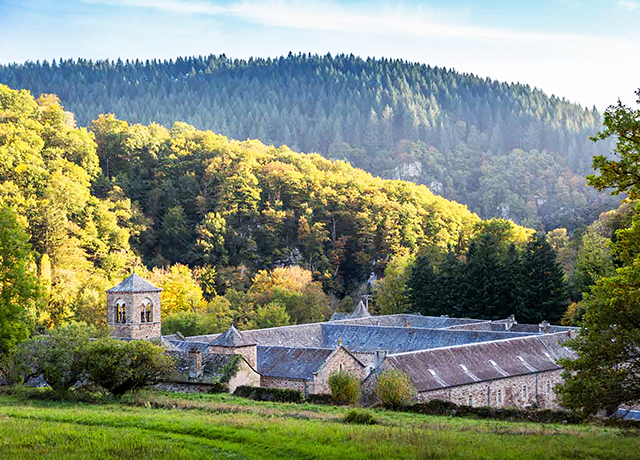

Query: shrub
[[305, 393, 334, 405], [85, 338, 175, 397], [377, 369, 416, 408], [343, 409, 378, 425], [17, 323, 95, 397], [329, 370, 361, 405], [233, 385, 304, 403]]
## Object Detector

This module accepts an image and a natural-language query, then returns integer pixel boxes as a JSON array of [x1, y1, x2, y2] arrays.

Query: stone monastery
[[107, 272, 576, 408]]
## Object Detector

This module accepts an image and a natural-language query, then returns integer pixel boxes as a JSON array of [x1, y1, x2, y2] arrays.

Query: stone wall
[[111, 321, 161, 339], [417, 369, 565, 409], [209, 344, 257, 370], [261, 376, 308, 393], [311, 347, 366, 395], [230, 359, 261, 391]]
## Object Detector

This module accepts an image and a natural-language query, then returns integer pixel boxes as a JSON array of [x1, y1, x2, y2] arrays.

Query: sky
[[0, 0, 638, 110]]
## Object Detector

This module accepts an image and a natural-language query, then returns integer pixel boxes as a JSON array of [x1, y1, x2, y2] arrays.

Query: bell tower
[[106, 272, 162, 339]]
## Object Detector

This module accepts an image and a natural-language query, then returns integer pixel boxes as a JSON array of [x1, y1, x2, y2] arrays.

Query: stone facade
[[417, 369, 564, 409], [209, 344, 257, 370], [310, 347, 367, 394], [106, 274, 162, 339], [261, 376, 308, 393]]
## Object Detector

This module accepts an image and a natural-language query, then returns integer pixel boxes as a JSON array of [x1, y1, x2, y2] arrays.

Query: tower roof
[[210, 325, 254, 347], [350, 300, 371, 319], [106, 272, 162, 293]]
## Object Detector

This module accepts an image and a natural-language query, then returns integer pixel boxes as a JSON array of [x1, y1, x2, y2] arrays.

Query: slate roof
[[168, 340, 211, 352], [383, 332, 575, 392], [210, 325, 255, 347], [320, 323, 535, 354], [257, 346, 334, 380], [445, 322, 576, 334], [331, 314, 487, 329], [106, 273, 162, 293], [235, 323, 326, 348]]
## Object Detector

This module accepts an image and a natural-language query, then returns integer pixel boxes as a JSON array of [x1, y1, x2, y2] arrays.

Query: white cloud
[[619, 1, 638, 10], [85, 0, 589, 43]]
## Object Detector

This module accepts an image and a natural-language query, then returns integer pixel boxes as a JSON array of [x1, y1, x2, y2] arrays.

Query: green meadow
[[0, 392, 637, 460]]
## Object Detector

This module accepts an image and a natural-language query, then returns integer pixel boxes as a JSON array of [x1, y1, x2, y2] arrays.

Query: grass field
[[0, 391, 637, 460]]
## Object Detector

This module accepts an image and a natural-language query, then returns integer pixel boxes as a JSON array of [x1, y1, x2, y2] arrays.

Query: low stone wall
[[261, 376, 308, 394]]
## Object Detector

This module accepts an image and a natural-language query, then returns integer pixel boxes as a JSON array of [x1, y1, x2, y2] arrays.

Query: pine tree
[[518, 233, 568, 323]]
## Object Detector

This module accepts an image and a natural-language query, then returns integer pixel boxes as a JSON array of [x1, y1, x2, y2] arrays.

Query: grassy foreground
[[0, 392, 637, 460]]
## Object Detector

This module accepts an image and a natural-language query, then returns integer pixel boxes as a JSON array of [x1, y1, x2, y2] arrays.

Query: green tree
[[588, 89, 640, 199], [23, 323, 95, 396], [85, 338, 174, 397], [375, 249, 414, 315], [558, 258, 640, 417], [518, 233, 568, 323], [0, 207, 40, 354]]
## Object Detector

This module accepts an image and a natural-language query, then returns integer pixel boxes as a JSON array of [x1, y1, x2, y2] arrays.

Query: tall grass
[[0, 393, 637, 459]]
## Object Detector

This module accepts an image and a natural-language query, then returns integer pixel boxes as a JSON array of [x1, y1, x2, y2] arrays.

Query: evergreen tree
[[519, 233, 568, 323]]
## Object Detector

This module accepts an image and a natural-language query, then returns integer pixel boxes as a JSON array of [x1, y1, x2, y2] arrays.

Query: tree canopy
[[0, 54, 620, 231], [559, 89, 640, 416]]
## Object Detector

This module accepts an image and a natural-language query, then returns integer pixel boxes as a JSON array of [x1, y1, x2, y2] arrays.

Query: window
[[546, 382, 551, 394], [141, 299, 153, 323], [523, 386, 527, 399], [116, 301, 126, 323], [497, 389, 502, 404], [468, 395, 473, 406], [339, 363, 343, 372]]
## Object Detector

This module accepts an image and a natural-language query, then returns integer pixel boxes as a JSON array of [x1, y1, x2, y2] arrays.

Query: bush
[[377, 369, 416, 408], [305, 393, 334, 405], [343, 409, 378, 425], [85, 338, 175, 397], [234, 385, 304, 403], [17, 323, 95, 397], [329, 370, 361, 405], [406, 399, 582, 424]]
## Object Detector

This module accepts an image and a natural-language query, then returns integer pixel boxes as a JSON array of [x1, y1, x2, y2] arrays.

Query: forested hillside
[[1, 84, 535, 334], [0, 53, 620, 231]]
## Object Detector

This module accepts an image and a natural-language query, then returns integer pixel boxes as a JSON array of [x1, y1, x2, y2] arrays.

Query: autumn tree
[[0, 208, 40, 354]]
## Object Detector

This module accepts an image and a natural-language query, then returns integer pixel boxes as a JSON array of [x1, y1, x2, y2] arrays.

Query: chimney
[[538, 320, 550, 333], [188, 348, 202, 379]]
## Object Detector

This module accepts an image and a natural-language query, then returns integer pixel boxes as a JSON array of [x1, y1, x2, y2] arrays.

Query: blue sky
[[0, 0, 638, 109]]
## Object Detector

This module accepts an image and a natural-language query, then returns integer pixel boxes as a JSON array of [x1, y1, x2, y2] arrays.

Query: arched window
[[116, 300, 126, 323], [141, 299, 153, 323], [523, 386, 527, 399], [497, 389, 502, 404]]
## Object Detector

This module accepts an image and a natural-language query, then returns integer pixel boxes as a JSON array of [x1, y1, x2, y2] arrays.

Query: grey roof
[[329, 312, 351, 321], [168, 340, 211, 352], [351, 301, 371, 318], [210, 325, 254, 347], [106, 273, 162, 293], [257, 346, 334, 380], [330, 314, 487, 329], [320, 323, 536, 354], [445, 322, 576, 334], [613, 410, 640, 421], [235, 323, 325, 348], [383, 332, 575, 392]]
